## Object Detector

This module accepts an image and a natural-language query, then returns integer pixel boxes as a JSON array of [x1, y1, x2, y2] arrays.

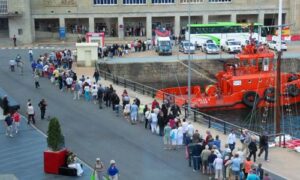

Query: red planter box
[[44, 148, 67, 174]]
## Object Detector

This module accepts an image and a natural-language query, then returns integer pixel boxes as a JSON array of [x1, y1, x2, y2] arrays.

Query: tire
[[242, 91, 260, 108], [287, 84, 299, 97], [264, 87, 275, 102]]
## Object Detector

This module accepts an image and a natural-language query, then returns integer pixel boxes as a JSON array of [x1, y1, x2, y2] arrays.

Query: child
[[34, 73, 40, 88], [12, 110, 21, 134], [256, 163, 264, 180]]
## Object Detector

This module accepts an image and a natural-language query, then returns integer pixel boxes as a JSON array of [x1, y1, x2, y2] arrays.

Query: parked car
[[202, 43, 220, 54], [222, 40, 242, 53], [179, 41, 195, 54], [267, 40, 288, 51]]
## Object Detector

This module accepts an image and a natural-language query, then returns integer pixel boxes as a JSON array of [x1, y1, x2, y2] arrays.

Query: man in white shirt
[[85, 77, 92, 86], [9, 59, 16, 72], [182, 119, 188, 145], [28, 49, 33, 62], [187, 122, 194, 144], [27, 103, 35, 124], [227, 130, 237, 152], [66, 76, 73, 92]]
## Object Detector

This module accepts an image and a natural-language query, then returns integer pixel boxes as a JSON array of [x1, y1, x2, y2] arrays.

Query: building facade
[[0, 0, 299, 44]]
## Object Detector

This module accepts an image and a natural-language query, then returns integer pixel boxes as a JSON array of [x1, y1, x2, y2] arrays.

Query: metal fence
[[95, 62, 292, 146]]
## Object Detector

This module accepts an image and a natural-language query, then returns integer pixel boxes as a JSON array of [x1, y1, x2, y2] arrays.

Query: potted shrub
[[44, 117, 67, 174]]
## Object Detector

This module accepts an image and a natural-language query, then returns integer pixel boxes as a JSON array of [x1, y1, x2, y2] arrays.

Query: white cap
[[110, 160, 116, 164]]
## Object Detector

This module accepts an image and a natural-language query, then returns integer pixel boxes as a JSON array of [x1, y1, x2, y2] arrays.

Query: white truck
[[155, 36, 172, 55]]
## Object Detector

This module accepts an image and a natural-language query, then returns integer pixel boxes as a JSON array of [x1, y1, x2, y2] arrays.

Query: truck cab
[[156, 37, 172, 55]]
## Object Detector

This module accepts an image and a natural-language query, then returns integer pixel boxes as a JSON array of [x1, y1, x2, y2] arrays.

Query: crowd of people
[[4, 48, 273, 180], [98, 39, 152, 59]]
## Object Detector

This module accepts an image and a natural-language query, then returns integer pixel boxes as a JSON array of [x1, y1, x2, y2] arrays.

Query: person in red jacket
[[12, 110, 21, 134], [151, 99, 159, 110]]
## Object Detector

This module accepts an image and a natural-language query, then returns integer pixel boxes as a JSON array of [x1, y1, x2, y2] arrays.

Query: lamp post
[[275, 0, 282, 134], [187, 0, 191, 117]]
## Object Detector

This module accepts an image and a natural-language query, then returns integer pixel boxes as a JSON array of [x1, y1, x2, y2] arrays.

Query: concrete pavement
[[74, 65, 299, 180], [0, 108, 92, 180], [1, 47, 299, 179], [0, 49, 206, 180]]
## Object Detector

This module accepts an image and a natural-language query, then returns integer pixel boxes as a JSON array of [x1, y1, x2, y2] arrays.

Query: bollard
[[208, 116, 211, 128], [134, 83, 136, 91], [124, 79, 127, 88], [194, 111, 196, 122], [279, 135, 282, 148], [283, 134, 286, 148], [152, 89, 155, 98], [142, 86, 145, 95], [223, 122, 226, 134]]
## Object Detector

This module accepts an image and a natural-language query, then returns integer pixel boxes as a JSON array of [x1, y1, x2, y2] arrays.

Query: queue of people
[[13, 48, 273, 180]]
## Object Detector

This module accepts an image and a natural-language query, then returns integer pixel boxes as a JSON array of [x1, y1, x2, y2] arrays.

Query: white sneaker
[[9, 134, 13, 137], [16, 130, 18, 134]]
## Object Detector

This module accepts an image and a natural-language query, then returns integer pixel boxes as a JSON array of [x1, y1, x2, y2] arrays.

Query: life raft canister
[[287, 84, 299, 97], [264, 87, 275, 102], [242, 91, 260, 108], [205, 85, 217, 96]]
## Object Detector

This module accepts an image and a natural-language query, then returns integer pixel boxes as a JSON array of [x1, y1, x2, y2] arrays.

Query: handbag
[[155, 126, 160, 135], [90, 170, 96, 180]]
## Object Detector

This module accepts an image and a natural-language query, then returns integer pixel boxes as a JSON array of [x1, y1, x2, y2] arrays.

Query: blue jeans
[[229, 143, 235, 151], [115, 105, 120, 116], [192, 156, 201, 170]]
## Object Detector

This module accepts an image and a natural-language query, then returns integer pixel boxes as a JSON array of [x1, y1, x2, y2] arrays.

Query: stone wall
[[99, 60, 224, 89], [99, 58, 300, 89]]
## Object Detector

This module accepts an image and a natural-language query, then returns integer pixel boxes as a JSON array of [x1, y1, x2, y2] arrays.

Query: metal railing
[[95, 62, 296, 147], [96, 63, 161, 99]]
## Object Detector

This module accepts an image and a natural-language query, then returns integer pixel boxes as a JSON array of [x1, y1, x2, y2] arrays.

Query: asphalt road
[[0, 49, 207, 180]]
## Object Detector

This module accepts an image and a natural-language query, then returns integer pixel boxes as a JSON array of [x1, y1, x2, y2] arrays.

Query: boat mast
[[275, 0, 283, 134]]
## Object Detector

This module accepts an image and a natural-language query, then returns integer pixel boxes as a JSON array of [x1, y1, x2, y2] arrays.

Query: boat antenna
[[275, 0, 283, 134]]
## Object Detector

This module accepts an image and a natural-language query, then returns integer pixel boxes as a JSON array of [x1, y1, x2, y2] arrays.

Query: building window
[[0, 0, 7, 14], [180, 0, 203, 3], [123, 0, 146, 4], [208, 0, 231, 3], [94, 0, 117, 5], [152, 0, 175, 4]]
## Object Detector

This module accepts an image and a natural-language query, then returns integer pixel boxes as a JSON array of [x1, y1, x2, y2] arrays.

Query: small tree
[[47, 117, 64, 151]]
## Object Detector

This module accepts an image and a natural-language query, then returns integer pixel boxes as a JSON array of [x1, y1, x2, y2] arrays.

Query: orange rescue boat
[[156, 44, 300, 111]]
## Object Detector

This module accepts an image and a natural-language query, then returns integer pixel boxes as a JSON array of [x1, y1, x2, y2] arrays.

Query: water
[[205, 105, 300, 138]]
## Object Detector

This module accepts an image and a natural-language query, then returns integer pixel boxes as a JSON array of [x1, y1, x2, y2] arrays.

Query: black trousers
[[35, 81, 40, 88], [41, 109, 46, 119], [28, 114, 35, 124], [248, 151, 256, 162]]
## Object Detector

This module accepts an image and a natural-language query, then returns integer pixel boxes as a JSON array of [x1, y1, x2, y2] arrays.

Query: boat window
[[249, 59, 257, 66], [242, 60, 249, 66], [263, 58, 270, 65]]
